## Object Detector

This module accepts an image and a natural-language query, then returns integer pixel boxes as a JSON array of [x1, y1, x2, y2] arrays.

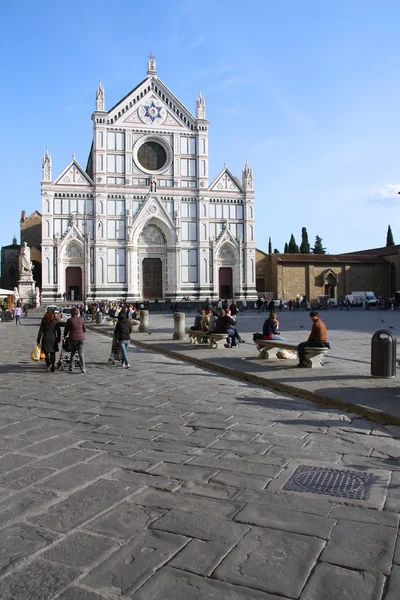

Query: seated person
[[214, 309, 242, 347], [263, 311, 285, 340], [201, 308, 213, 332], [192, 310, 205, 330], [297, 311, 330, 367]]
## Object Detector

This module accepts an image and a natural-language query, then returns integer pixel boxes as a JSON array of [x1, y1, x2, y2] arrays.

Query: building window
[[181, 203, 197, 218], [237, 205, 244, 219], [209, 222, 224, 239], [107, 248, 125, 283], [90, 248, 94, 283], [107, 199, 125, 216], [180, 159, 196, 176], [181, 222, 197, 241], [99, 257, 104, 283], [97, 131, 104, 148], [209, 204, 215, 218], [107, 132, 125, 150], [182, 249, 197, 282], [203, 258, 208, 283], [209, 249, 213, 282], [97, 154, 104, 170], [107, 220, 125, 240], [107, 155, 125, 173]]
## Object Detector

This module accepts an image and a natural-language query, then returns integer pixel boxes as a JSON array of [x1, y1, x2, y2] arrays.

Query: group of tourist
[[191, 298, 244, 347]]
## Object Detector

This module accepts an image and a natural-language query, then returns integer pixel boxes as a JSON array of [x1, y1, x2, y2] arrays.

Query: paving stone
[[0, 453, 34, 475], [210, 470, 270, 491], [148, 462, 219, 482], [82, 529, 188, 596], [341, 453, 400, 471], [169, 538, 235, 576], [38, 463, 115, 492], [235, 501, 335, 539], [0, 523, 58, 576], [188, 456, 283, 478], [321, 519, 397, 574], [42, 531, 116, 567], [300, 561, 385, 600], [0, 558, 80, 600], [234, 489, 333, 516], [0, 488, 58, 528], [0, 466, 54, 490], [33, 448, 101, 469], [150, 509, 249, 544], [329, 504, 400, 528], [394, 529, 400, 565], [178, 479, 241, 501], [132, 566, 283, 599], [213, 526, 324, 598], [134, 448, 192, 464], [209, 439, 269, 455], [384, 564, 400, 600], [85, 501, 165, 539], [87, 453, 159, 472], [221, 450, 288, 465], [109, 468, 182, 491], [128, 488, 244, 519], [29, 479, 142, 533], [222, 430, 262, 441], [19, 437, 78, 457], [57, 587, 105, 600]]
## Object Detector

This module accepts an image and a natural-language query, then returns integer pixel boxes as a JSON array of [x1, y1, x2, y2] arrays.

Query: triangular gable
[[122, 96, 184, 130], [215, 226, 240, 250], [133, 195, 176, 230], [108, 76, 196, 130], [59, 222, 84, 250], [209, 167, 243, 193], [53, 160, 94, 187]]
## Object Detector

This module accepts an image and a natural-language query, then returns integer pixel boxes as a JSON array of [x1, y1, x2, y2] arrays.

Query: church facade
[[40, 57, 256, 303]]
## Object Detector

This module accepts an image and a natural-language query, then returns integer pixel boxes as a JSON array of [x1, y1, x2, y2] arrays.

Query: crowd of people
[[190, 298, 245, 348]]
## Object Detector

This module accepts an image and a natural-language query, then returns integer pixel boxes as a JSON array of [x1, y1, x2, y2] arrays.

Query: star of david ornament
[[143, 101, 163, 123]]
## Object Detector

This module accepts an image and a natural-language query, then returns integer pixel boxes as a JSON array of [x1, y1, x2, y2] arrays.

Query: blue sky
[[1, 0, 400, 254]]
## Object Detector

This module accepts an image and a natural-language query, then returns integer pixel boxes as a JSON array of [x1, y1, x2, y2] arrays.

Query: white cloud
[[191, 34, 206, 48], [369, 183, 400, 205]]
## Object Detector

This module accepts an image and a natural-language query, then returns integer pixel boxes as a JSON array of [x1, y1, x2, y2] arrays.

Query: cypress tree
[[386, 225, 395, 246], [284, 242, 289, 254], [268, 236, 272, 254], [313, 235, 326, 254], [288, 234, 299, 253], [300, 227, 311, 254], [274, 248, 279, 253]]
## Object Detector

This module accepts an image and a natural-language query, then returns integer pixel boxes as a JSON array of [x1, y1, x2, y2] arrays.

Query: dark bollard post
[[371, 330, 396, 378]]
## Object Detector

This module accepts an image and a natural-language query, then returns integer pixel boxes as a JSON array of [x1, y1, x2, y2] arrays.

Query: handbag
[[31, 344, 41, 362], [40, 351, 46, 360]]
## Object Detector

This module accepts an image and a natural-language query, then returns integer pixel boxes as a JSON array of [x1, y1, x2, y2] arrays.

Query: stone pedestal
[[173, 312, 185, 340], [17, 278, 36, 306], [139, 310, 149, 333]]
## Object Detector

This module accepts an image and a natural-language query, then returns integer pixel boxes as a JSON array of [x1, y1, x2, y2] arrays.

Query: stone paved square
[[0, 313, 398, 598]]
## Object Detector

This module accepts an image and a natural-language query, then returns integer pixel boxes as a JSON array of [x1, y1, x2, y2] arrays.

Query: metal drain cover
[[283, 466, 375, 500]]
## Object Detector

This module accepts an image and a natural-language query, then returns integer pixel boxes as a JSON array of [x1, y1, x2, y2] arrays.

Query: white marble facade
[[41, 56, 256, 303]]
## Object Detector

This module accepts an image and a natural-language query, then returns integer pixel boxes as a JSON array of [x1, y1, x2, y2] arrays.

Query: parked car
[[45, 304, 60, 315], [61, 307, 72, 317]]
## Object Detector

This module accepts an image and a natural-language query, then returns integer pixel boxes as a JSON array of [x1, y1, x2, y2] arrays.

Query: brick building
[[256, 249, 391, 301]]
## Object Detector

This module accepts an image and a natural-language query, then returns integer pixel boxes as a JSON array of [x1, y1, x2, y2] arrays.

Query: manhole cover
[[283, 466, 375, 500]]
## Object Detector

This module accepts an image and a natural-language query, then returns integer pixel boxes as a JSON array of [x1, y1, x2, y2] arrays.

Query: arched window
[[45, 199, 50, 213], [250, 258, 254, 283], [249, 225, 254, 241], [45, 220, 50, 237], [202, 223, 207, 240]]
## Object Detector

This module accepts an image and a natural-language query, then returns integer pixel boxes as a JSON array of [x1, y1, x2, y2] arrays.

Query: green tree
[[288, 234, 299, 253], [300, 227, 311, 254], [268, 236, 272, 254], [274, 248, 280, 253], [386, 225, 395, 246], [284, 242, 289, 253], [312, 235, 326, 254]]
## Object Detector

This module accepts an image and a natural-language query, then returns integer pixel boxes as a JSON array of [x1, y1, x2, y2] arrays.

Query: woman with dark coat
[[37, 310, 61, 372]]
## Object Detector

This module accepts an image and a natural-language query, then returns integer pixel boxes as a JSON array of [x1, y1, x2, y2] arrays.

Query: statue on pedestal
[[19, 242, 33, 277]]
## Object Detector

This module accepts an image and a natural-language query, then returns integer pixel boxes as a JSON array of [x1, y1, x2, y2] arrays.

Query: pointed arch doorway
[[65, 267, 82, 301], [142, 258, 162, 299]]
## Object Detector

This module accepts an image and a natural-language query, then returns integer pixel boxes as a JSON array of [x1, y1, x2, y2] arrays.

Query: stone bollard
[[139, 309, 149, 333], [173, 312, 185, 340]]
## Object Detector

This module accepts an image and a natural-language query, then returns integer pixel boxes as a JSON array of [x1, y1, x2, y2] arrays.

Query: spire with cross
[[147, 53, 156, 75]]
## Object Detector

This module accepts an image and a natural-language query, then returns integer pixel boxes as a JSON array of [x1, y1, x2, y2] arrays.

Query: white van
[[345, 292, 377, 307]]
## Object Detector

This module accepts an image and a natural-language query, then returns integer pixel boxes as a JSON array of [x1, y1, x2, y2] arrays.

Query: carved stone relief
[[139, 224, 166, 245]]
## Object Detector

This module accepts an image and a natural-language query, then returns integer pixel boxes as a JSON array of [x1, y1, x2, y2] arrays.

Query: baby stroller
[[108, 335, 123, 366], [57, 337, 80, 371]]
